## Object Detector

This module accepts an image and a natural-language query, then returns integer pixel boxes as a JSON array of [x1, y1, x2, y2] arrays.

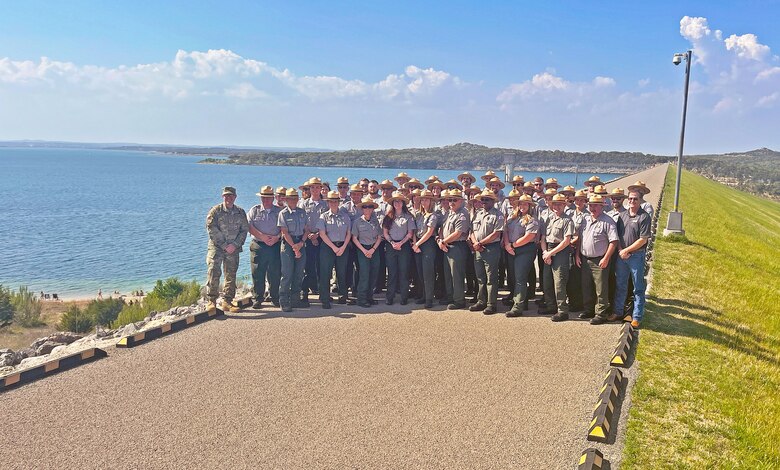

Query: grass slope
[[622, 168, 780, 468]]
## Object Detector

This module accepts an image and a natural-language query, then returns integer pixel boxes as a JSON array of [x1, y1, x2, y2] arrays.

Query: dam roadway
[[1, 164, 668, 469]]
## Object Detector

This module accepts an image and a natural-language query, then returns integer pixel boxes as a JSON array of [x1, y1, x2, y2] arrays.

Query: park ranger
[[504, 193, 539, 317], [540, 193, 575, 319], [438, 188, 470, 310], [247, 185, 282, 309], [277, 188, 310, 312], [352, 197, 383, 308], [274, 186, 287, 208], [205, 186, 249, 313], [317, 191, 351, 308], [382, 191, 416, 305], [300, 177, 327, 296], [336, 177, 350, 203], [575, 194, 619, 324], [469, 189, 505, 314]]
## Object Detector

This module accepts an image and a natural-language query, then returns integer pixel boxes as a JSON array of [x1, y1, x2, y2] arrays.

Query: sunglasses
[[446, 198, 458, 202], [361, 205, 373, 209], [627, 197, 640, 201], [533, 183, 542, 186]]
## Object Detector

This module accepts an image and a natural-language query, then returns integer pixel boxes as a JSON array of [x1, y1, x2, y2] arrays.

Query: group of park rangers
[[205, 171, 653, 328]]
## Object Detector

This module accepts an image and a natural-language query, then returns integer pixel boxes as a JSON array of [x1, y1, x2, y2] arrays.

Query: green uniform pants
[[444, 241, 468, 305], [250, 240, 281, 303], [582, 256, 611, 319], [206, 248, 239, 301], [474, 243, 501, 307], [357, 244, 380, 304], [386, 242, 411, 302], [542, 249, 570, 314], [280, 240, 306, 307], [319, 242, 348, 302], [511, 243, 536, 306], [414, 239, 437, 303]]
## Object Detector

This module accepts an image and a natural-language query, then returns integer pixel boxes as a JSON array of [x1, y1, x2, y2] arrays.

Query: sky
[[1, 1, 779, 154]]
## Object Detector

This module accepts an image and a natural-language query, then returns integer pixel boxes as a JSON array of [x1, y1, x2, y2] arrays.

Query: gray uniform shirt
[[375, 199, 392, 225], [617, 209, 651, 249], [579, 212, 618, 258], [300, 198, 328, 232], [442, 206, 470, 241], [606, 206, 626, 223], [277, 206, 307, 237], [247, 204, 281, 239], [316, 209, 350, 243], [544, 212, 575, 245], [387, 212, 416, 241], [352, 216, 382, 246], [505, 215, 539, 243], [471, 207, 505, 243], [414, 211, 438, 240]]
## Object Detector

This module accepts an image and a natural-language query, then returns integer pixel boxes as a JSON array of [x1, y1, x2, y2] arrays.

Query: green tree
[[12, 286, 43, 327], [84, 297, 125, 326], [0, 284, 14, 328], [57, 305, 94, 333]]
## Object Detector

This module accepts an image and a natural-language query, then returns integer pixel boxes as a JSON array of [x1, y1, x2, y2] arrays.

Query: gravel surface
[[1, 165, 668, 470]]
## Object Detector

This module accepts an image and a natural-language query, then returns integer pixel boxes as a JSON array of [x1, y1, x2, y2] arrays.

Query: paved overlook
[[1, 165, 668, 469]]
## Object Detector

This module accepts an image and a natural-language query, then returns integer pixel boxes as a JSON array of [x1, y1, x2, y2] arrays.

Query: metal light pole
[[664, 50, 691, 236]]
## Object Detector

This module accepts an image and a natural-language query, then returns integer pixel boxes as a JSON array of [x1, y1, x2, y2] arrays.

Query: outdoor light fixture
[[664, 50, 692, 236]]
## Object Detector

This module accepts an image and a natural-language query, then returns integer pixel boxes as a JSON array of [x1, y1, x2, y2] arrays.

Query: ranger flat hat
[[419, 189, 439, 200], [574, 189, 589, 200], [427, 179, 446, 190], [551, 193, 567, 203], [478, 189, 498, 201], [379, 179, 398, 190], [394, 172, 411, 183], [308, 177, 323, 186], [544, 188, 558, 197], [610, 187, 627, 199], [410, 188, 423, 198], [458, 171, 476, 183], [593, 184, 608, 195], [627, 180, 651, 195], [285, 188, 299, 198], [507, 188, 522, 198], [405, 178, 425, 190], [446, 188, 464, 199], [588, 194, 608, 205], [518, 194, 536, 206], [359, 196, 378, 209], [389, 190, 409, 204], [425, 175, 440, 185], [464, 185, 482, 196], [481, 170, 498, 182], [560, 185, 576, 196], [445, 179, 463, 190], [256, 185, 274, 197], [349, 183, 364, 192], [544, 177, 561, 189], [222, 186, 237, 196], [298, 181, 310, 190], [511, 175, 525, 185], [486, 177, 506, 189], [585, 175, 602, 187], [336, 177, 350, 185], [325, 190, 341, 201], [275, 186, 287, 195], [523, 181, 535, 189]]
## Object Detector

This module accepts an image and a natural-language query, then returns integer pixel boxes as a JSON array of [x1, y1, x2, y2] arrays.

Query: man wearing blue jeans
[[614, 190, 651, 327]]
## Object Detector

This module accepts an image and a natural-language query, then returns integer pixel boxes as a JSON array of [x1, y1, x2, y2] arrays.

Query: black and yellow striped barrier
[[0, 348, 108, 393], [577, 448, 605, 469], [610, 323, 635, 367], [116, 308, 224, 348], [588, 367, 624, 443]]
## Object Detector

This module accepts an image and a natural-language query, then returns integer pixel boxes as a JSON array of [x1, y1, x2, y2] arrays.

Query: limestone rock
[[30, 332, 83, 350], [0, 366, 14, 375], [35, 341, 64, 356], [0, 351, 16, 367]]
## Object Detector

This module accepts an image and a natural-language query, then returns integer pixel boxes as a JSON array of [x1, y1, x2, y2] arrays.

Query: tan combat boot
[[220, 299, 240, 313], [205, 300, 217, 313]]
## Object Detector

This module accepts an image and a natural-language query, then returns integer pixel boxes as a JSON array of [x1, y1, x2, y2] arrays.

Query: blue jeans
[[614, 250, 646, 321]]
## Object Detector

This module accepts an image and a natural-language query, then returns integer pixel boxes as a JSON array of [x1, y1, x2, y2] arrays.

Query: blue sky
[[1, 1, 779, 154]]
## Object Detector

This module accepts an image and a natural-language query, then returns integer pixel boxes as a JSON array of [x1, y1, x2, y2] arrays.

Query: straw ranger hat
[[560, 185, 576, 196], [588, 194, 608, 205], [325, 190, 341, 201], [349, 183, 364, 193], [275, 186, 287, 196], [478, 189, 498, 201], [425, 175, 440, 185], [445, 179, 463, 190], [517, 194, 536, 206], [427, 179, 446, 190], [458, 171, 476, 184], [544, 188, 558, 197], [486, 177, 506, 189], [285, 188, 299, 198], [418, 189, 438, 200], [544, 178, 561, 189], [336, 177, 349, 185], [593, 185, 608, 195], [511, 175, 525, 185], [481, 170, 497, 182], [308, 177, 323, 186], [359, 196, 378, 209], [627, 181, 651, 195], [574, 189, 588, 200], [610, 188, 627, 199], [446, 188, 464, 199], [389, 191, 409, 204], [464, 185, 482, 196], [379, 179, 398, 190], [507, 189, 522, 198], [256, 185, 274, 197], [551, 194, 567, 203], [585, 176, 602, 187], [394, 172, 411, 183], [405, 178, 425, 190]]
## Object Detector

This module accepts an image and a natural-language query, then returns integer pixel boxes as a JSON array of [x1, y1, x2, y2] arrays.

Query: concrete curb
[[0, 348, 108, 393]]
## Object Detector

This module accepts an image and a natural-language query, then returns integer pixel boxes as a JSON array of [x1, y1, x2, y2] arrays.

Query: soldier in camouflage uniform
[[206, 186, 249, 313]]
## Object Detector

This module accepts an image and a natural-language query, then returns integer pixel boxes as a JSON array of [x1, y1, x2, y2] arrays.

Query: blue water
[[0, 148, 621, 298]]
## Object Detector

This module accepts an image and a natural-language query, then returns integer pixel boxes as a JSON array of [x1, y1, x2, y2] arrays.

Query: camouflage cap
[[222, 186, 237, 196]]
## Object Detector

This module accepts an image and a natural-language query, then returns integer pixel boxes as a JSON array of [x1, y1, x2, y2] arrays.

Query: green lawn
[[622, 168, 780, 468]]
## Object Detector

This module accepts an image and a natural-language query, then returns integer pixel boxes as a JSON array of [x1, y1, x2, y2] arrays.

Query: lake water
[[0, 147, 621, 298]]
